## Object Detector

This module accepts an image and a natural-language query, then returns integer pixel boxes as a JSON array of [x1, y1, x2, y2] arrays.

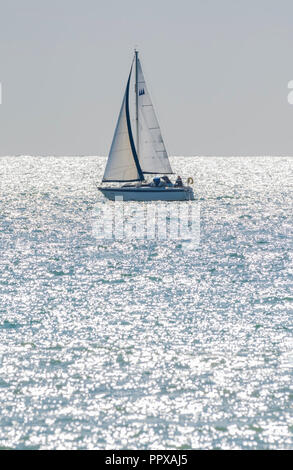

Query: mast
[[135, 49, 139, 160]]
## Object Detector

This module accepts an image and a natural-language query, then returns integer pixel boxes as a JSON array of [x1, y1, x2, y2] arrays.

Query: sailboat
[[98, 50, 194, 201]]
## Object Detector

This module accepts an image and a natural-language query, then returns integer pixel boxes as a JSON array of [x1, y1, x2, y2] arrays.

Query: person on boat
[[174, 175, 183, 187], [161, 175, 173, 187], [150, 177, 161, 187]]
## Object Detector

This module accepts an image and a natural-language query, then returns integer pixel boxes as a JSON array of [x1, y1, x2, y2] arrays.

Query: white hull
[[98, 186, 194, 201]]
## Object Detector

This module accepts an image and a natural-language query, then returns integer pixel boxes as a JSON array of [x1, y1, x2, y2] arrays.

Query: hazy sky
[[1, 0, 293, 156]]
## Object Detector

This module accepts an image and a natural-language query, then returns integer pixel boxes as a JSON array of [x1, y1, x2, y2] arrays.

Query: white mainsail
[[102, 73, 142, 182], [136, 58, 173, 175]]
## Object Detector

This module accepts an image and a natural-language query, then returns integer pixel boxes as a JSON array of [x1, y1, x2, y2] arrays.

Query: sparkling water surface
[[0, 156, 292, 449]]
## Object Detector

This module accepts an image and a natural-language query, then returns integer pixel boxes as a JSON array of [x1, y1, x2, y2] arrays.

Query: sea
[[0, 155, 292, 450]]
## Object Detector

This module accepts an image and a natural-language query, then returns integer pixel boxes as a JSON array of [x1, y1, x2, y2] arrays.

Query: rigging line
[[125, 64, 144, 182]]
